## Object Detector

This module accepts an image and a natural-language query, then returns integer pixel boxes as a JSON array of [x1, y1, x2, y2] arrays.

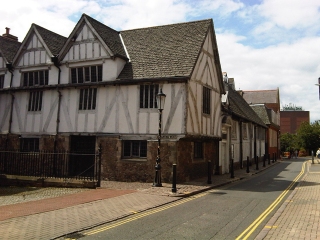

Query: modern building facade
[[280, 104, 310, 134]]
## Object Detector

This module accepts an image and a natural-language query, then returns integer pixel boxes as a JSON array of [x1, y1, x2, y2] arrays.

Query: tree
[[296, 121, 320, 154], [280, 132, 297, 152]]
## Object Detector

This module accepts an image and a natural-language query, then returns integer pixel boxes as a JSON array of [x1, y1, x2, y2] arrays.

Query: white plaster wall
[[0, 93, 11, 133]]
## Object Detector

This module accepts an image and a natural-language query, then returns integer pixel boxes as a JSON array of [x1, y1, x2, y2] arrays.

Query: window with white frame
[[140, 84, 159, 108], [28, 91, 43, 111], [203, 86, 211, 114], [22, 70, 48, 86], [0, 75, 4, 88], [71, 65, 102, 83], [122, 140, 147, 158], [79, 88, 97, 110]]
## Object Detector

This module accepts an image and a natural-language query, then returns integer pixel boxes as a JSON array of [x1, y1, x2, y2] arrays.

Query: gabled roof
[[224, 84, 267, 128], [59, 13, 127, 60], [119, 19, 212, 80], [13, 24, 67, 64], [241, 89, 279, 104], [0, 36, 21, 63], [250, 104, 271, 125], [84, 14, 127, 58], [33, 24, 67, 56]]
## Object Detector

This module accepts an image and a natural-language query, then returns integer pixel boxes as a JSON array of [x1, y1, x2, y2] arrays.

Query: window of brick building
[[123, 140, 147, 158], [194, 141, 203, 159], [20, 138, 39, 152]]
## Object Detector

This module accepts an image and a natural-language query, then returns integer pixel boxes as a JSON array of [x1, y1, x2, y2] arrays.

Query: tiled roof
[[33, 24, 67, 56], [0, 36, 21, 62], [225, 84, 267, 127], [250, 105, 271, 125], [118, 19, 212, 79], [84, 14, 127, 59], [241, 89, 279, 104]]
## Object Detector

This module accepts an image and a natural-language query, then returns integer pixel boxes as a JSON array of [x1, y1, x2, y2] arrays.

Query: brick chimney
[[2, 27, 18, 41]]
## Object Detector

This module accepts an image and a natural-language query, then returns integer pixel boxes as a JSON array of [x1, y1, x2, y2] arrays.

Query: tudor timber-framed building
[[0, 14, 226, 183]]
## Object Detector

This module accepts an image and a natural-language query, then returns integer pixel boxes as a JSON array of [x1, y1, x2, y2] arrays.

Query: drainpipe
[[239, 121, 243, 169], [254, 125, 257, 163], [51, 56, 61, 152], [5, 63, 14, 150]]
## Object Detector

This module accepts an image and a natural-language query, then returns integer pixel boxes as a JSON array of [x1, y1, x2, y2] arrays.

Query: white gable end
[[62, 23, 109, 63], [17, 33, 50, 67]]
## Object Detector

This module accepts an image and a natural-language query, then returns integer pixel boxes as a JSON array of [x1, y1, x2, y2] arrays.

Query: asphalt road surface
[[70, 158, 306, 240]]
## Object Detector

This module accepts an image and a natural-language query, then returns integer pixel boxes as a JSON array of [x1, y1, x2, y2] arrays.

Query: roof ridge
[[83, 13, 120, 34], [121, 18, 212, 33], [32, 23, 67, 38]]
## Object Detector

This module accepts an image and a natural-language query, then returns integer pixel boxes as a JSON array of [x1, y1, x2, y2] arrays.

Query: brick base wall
[[0, 134, 222, 184]]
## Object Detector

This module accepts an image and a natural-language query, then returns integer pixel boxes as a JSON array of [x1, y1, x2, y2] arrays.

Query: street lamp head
[[157, 88, 166, 111]]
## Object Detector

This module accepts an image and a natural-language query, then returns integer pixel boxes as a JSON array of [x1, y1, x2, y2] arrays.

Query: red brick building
[[280, 110, 310, 134]]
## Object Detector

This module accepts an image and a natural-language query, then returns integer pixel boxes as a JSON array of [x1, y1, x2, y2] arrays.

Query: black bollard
[[207, 160, 212, 184], [268, 153, 271, 165], [263, 154, 266, 167], [172, 164, 177, 193], [246, 156, 250, 173], [256, 156, 259, 170], [230, 158, 234, 178]]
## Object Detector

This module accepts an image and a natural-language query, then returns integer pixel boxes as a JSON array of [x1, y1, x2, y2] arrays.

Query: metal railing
[[0, 149, 101, 185]]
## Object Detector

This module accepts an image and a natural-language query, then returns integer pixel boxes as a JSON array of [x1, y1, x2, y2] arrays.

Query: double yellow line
[[236, 161, 307, 240], [85, 192, 208, 236]]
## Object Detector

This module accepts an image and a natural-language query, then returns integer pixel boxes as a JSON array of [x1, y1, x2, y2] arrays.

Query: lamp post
[[315, 77, 320, 100], [153, 88, 166, 187]]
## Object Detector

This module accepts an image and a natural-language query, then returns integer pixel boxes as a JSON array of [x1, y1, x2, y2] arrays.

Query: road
[[69, 158, 306, 240]]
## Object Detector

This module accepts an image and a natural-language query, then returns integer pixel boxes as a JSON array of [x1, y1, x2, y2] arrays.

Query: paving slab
[[0, 160, 284, 240]]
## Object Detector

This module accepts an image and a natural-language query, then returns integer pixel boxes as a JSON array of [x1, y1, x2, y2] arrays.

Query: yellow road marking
[[265, 226, 277, 229], [236, 161, 307, 240], [85, 192, 208, 235]]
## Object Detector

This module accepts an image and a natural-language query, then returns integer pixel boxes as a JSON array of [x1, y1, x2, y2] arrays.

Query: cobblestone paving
[[0, 187, 89, 207]]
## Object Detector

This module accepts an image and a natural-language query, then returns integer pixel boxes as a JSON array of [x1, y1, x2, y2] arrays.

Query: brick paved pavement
[[256, 159, 320, 240], [1, 159, 317, 240]]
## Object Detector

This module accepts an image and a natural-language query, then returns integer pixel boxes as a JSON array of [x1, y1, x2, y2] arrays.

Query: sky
[[1, 0, 320, 122]]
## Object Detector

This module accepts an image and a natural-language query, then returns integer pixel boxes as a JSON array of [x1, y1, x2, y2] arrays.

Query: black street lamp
[[153, 88, 166, 187], [315, 77, 320, 100]]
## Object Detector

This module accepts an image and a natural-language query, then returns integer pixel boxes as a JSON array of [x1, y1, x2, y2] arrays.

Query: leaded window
[[123, 140, 147, 158], [23, 70, 48, 86], [20, 138, 39, 152], [203, 86, 211, 114], [71, 65, 102, 83], [140, 84, 159, 108], [79, 88, 97, 110], [28, 91, 43, 111], [194, 142, 203, 159]]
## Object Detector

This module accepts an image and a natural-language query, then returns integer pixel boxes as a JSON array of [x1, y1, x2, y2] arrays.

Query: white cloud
[[97, 0, 191, 30], [192, 0, 245, 17], [217, 32, 320, 121], [258, 0, 320, 30], [1, 0, 319, 122]]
